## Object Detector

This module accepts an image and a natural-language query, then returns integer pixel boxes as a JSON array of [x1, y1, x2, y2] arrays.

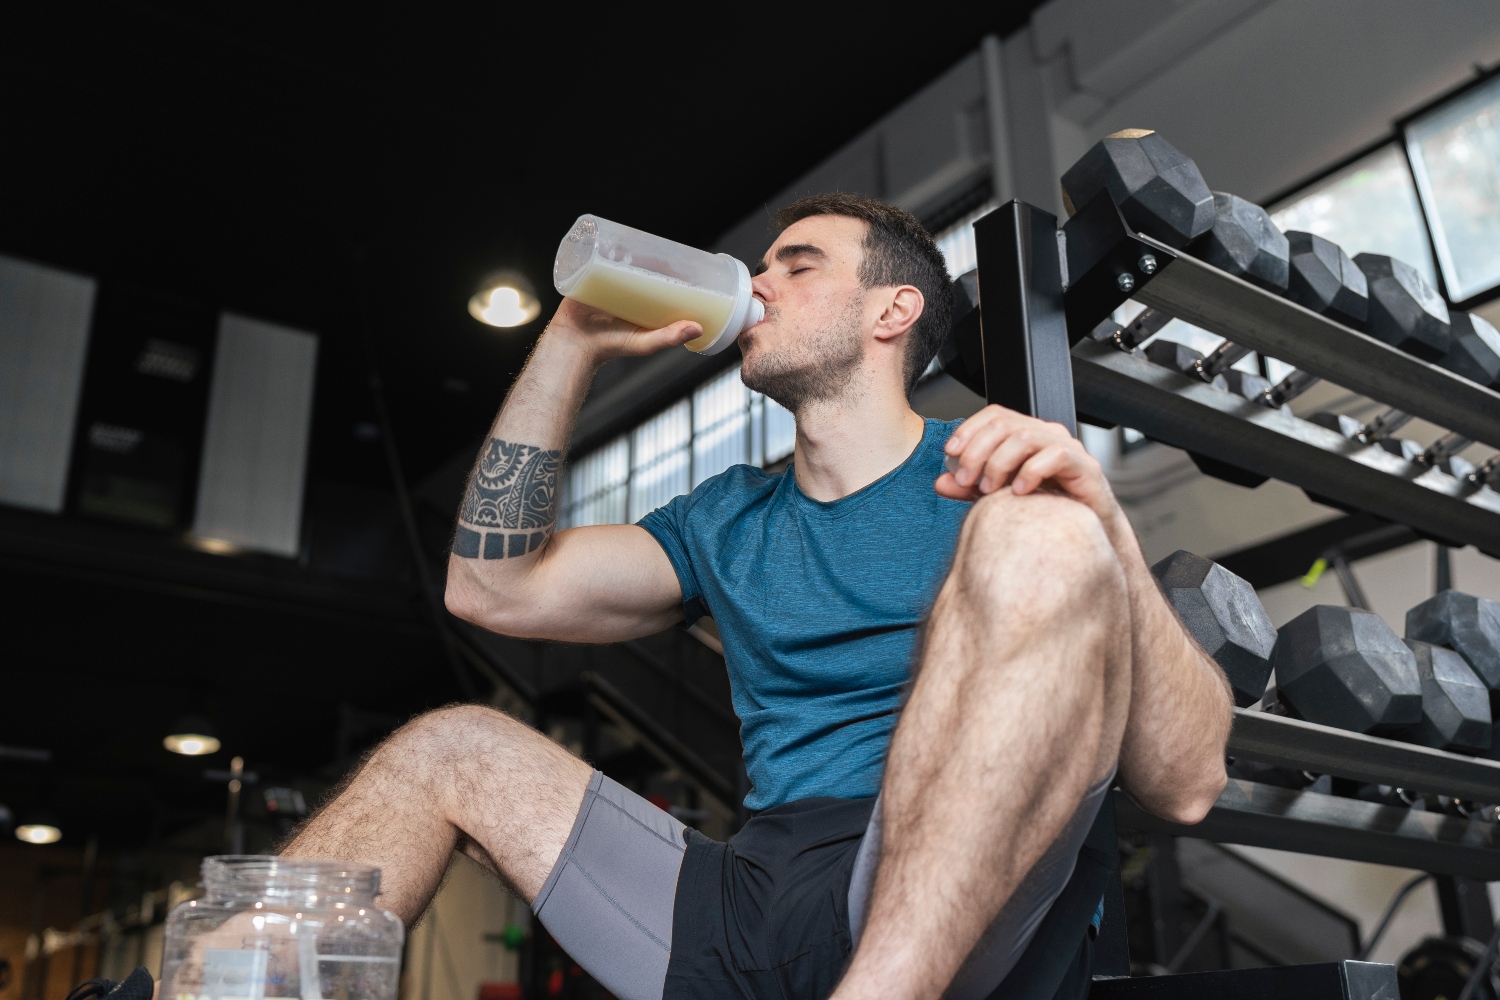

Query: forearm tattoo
[[451, 438, 562, 559]]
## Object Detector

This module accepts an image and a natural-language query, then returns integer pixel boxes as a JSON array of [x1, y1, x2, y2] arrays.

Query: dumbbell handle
[[1192, 341, 1252, 381], [1260, 369, 1320, 407], [1112, 308, 1173, 351], [1422, 432, 1473, 466], [1359, 408, 1411, 443], [1471, 454, 1500, 490]]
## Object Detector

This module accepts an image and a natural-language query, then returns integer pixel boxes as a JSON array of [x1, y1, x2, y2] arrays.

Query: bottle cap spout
[[688, 255, 759, 355]]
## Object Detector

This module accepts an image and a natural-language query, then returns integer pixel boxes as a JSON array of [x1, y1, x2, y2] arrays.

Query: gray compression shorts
[[532, 769, 1112, 1000]]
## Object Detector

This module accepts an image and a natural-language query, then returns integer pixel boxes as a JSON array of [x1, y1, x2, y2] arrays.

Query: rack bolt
[[1117, 273, 1136, 292], [1138, 254, 1158, 275]]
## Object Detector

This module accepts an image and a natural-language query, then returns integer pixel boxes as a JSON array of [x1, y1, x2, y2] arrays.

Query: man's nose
[[751, 270, 772, 301]]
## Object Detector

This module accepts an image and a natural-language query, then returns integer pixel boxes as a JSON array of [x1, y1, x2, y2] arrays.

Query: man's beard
[[741, 295, 865, 414]]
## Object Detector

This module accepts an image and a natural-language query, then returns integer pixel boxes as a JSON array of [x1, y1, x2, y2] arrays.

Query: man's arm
[[937, 405, 1232, 823], [444, 300, 700, 643]]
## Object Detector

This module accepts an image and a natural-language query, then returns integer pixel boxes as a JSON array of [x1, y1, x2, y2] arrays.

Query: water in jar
[[160, 857, 403, 1000]]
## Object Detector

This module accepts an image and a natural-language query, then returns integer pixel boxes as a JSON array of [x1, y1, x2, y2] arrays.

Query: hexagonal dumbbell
[[1436, 311, 1500, 390], [1273, 605, 1422, 734], [1418, 433, 1477, 480], [1060, 129, 1214, 248], [1407, 590, 1500, 713], [1306, 410, 1425, 463], [1188, 192, 1289, 293], [1163, 192, 1289, 391], [1354, 254, 1452, 360], [1401, 639, 1491, 753], [1285, 232, 1368, 330], [1219, 369, 1271, 401], [1307, 412, 1364, 439], [1152, 550, 1276, 707]]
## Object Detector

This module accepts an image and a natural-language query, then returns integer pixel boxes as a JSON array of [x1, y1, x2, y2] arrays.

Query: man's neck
[[790, 373, 927, 503]]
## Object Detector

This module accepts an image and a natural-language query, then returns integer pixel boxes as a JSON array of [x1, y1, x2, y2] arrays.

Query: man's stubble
[[740, 292, 866, 414]]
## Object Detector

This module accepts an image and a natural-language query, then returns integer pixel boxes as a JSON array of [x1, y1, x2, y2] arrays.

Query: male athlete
[[282, 194, 1232, 1000]]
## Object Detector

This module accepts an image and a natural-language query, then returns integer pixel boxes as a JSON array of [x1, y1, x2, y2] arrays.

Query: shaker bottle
[[554, 214, 765, 355]]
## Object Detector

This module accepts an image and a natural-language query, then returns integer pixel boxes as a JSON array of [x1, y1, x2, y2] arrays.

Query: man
[[282, 194, 1232, 1000]]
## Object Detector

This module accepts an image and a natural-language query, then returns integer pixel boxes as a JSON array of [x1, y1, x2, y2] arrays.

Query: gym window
[[559, 367, 796, 528], [1269, 68, 1500, 310], [1269, 145, 1438, 288], [932, 200, 999, 278], [1406, 72, 1500, 303]]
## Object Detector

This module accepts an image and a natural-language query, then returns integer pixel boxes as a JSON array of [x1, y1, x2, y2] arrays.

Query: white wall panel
[[1057, 0, 1500, 202], [1031, 0, 1274, 123], [193, 313, 318, 556], [0, 254, 96, 512]]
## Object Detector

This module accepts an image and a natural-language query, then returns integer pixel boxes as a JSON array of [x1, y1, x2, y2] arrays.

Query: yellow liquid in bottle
[[568, 258, 736, 352]]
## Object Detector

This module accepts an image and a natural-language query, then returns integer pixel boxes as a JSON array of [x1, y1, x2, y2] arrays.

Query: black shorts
[[533, 773, 1113, 1000], [666, 796, 873, 999]]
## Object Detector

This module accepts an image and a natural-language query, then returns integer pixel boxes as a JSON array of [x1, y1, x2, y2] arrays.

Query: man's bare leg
[[281, 704, 592, 925], [834, 490, 1132, 1000]]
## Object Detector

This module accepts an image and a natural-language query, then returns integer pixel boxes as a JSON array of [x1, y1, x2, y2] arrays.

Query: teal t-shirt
[[638, 418, 970, 809]]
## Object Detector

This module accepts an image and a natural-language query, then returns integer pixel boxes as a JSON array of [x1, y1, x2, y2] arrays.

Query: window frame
[[1261, 63, 1500, 313], [561, 366, 797, 527], [1397, 64, 1500, 309]]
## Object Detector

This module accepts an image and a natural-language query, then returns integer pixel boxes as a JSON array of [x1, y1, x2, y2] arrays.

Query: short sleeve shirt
[[638, 418, 970, 809]]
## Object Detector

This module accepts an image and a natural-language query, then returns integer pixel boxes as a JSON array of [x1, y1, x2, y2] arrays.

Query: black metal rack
[[1126, 238, 1500, 450], [963, 199, 1500, 995], [946, 192, 1500, 556], [958, 200, 1500, 877], [1120, 709, 1500, 879], [1229, 710, 1500, 803], [1070, 340, 1500, 554]]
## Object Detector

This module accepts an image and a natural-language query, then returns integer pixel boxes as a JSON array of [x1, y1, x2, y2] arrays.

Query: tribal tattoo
[[451, 438, 562, 560]]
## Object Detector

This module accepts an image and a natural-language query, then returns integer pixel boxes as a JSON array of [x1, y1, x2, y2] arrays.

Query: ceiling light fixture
[[16, 811, 61, 845], [165, 716, 222, 756], [468, 271, 541, 328], [17, 823, 62, 845], [191, 537, 240, 556]]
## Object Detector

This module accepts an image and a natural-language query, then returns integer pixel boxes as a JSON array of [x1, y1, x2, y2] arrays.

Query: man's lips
[[742, 307, 772, 339]]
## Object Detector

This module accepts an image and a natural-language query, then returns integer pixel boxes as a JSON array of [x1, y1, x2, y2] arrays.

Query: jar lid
[[201, 855, 381, 905]]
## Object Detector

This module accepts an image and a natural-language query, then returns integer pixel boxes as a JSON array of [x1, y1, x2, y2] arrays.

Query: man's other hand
[[549, 298, 702, 362], [936, 405, 1117, 524]]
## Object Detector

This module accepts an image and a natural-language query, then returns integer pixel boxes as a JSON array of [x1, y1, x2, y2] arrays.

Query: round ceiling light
[[165, 716, 221, 756], [468, 271, 541, 328], [191, 537, 240, 556], [164, 734, 221, 756], [16, 811, 61, 845]]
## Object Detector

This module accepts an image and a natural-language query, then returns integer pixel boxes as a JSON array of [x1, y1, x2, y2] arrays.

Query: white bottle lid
[[688, 255, 765, 355]]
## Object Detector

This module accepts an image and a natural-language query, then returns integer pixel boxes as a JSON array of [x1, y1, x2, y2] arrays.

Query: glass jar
[[160, 856, 404, 1000]]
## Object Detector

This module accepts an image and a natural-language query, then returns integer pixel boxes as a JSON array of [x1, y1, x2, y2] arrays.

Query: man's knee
[[369, 703, 521, 778], [951, 490, 1123, 610]]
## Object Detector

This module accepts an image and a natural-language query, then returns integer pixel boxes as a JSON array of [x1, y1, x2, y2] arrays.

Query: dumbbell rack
[[957, 199, 1500, 883], [1073, 229, 1500, 555], [1126, 709, 1500, 878]]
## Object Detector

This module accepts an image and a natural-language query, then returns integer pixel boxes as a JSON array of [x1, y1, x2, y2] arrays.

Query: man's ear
[[871, 285, 926, 343]]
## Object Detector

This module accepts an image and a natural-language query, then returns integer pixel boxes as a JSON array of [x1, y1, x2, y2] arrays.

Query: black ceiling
[[2, 1, 1046, 478], [0, 1, 1046, 852]]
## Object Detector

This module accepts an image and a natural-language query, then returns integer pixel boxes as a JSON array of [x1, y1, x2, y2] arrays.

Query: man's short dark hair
[[774, 193, 954, 395]]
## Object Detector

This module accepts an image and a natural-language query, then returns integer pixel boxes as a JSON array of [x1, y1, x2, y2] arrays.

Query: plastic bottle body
[[554, 215, 763, 355], [159, 857, 403, 1000]]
